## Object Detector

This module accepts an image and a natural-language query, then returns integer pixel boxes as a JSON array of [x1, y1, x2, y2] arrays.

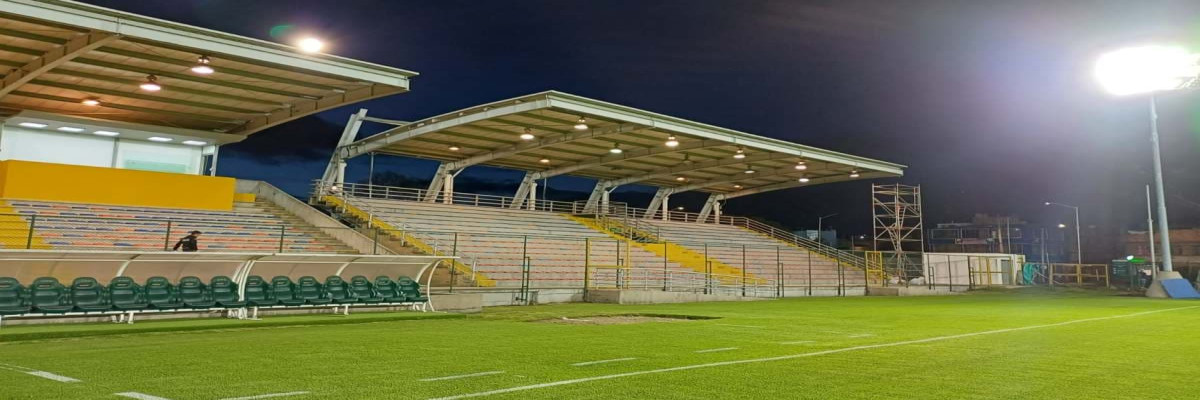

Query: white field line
[[694, 347, 738, 353], [779, 341, 815, 345], [0, 362, 81, 383], [115, 393, 172, 400], [715, 324, 764, 329], [429, 306, 1200, 400], [847, 334, 874, 338], [571, 358, 638, 367], [419, 371, 505, 382], [219, 391, 311, 400]]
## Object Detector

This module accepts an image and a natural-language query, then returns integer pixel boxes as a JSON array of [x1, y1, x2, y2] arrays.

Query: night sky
[[81, 0, 1200, 260]]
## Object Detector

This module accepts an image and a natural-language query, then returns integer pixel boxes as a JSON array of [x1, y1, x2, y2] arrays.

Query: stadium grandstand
[[0, 0, 912, 325]]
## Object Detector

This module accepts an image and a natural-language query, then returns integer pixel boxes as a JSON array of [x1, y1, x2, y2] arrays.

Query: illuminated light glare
[[609, 143, 622, 154], [574, 117, 589, 130], [798, 177, 810, 183], [676, 206, 685, 211], [1126, 255, 1135, 261], [794, 161, 807, 170], [92, 130, 120, 137], [147, 136, 172, 142], [539, 158, 550, 164], [182, 140, 207, 146], [18, 122, 47, 128], [733, 184, 743, 189], [190, 55, 214, 74], [520, 128, 535, 141], [675, 176, 686, 181], [849, 170, 860, 178], [448, 145, 461, 151], [139, 75, 161, 91], [56, 126, 85, 132], [81, 98, 101, 106], [1057, 223, 1067, 229], [297, 37, 325, 53], [1095, 45, 1200, 96], [733, 147, 746, 159], [665, 135, 679, 147]]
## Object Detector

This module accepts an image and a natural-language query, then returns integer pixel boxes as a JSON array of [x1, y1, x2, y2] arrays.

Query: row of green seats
[[0, 275, 427, 315]]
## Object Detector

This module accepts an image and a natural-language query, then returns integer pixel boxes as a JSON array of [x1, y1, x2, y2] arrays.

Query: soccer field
[[1, 290, 1197, 400]]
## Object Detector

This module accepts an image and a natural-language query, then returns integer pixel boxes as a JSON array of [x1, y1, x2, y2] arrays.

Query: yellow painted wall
[[0, 160, 235, 211]]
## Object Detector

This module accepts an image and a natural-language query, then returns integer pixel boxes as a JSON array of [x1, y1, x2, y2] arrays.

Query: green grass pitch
[[1, 289, 1197, 399]]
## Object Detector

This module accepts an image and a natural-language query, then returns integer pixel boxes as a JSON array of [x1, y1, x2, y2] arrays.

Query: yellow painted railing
[[321, 195, 495, 287]]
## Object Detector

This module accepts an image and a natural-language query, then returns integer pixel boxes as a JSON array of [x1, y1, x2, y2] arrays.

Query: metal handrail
[[314, 180, 633, 216]]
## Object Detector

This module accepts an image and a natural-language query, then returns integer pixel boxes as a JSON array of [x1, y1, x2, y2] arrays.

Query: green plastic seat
[[70, 277, 111, 312], [144, 276, 183, 309], [349, 275, 384, 303], [398, 278, 428, 302], [324, 276, 354, 304], [243, 275, 276, 307], [209, 276, 246, 307], [0, 277, 30, 315], [271, 276, 305, 306], [29, 277, 74, 313], [296, 276, 331, 305], [177, 276, 215, 308], [108, 277, 147, 310], [373, 276, 406, 302]]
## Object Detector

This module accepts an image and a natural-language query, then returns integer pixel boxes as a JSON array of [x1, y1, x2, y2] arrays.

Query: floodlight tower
[[1094, 44, 1200, 294], [872, 184, 925, 279]]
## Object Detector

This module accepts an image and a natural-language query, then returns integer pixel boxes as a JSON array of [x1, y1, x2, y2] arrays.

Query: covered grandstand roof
[[341, 91, 905, 195], [0, 0, 416, 143]]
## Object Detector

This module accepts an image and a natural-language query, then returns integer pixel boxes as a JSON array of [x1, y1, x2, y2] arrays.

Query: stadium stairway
[[566, 215, 761, 284], [0, 198, 359, 254], [318, 195, 698, 289], [642, 219, 866, 289]]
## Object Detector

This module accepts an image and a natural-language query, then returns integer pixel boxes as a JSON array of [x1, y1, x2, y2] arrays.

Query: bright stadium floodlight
[[297, 37, 325, 53], [1094, 44, 1200, 276], [1095, 45, 1200, 96]]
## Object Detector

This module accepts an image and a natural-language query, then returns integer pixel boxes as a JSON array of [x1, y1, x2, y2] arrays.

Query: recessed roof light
[[675, 176, 686, 181], [798, 177, 810, 183], [148, 136, 172, 142], [733, 184, 743, 189], [849, 170, 860, 178], [92, 130, 120, 137], [56, 126, 85, 132], [18, 122, 47, 128], [81, 98, 101, 106], [448, 144, 461, 151], [182, 140, 207, 146], [538, 157, 551, 164]]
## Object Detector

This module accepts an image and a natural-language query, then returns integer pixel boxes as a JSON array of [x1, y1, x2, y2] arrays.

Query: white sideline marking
[[0, 362, 81, 383], [694, 347, 738, 353], [219, 391, 311, 400], [779, 341, 814, 345], [847, 333, 874, 338], [115, 393, 172, 400], [429, 306, 1200, 400], [715, 324, 764, 329], [420, 371, 505, 382], [571, 358, 638, 367]]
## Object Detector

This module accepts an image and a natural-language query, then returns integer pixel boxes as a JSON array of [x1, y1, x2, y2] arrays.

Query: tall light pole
[[817, 213, 837, 246], [1145, 185, 1158, 275], [1095, 44, 1199, 272], [1045, 202, 1082, 265]]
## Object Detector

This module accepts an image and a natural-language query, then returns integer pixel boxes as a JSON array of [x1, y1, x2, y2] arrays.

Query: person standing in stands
[[173, 230, 202, 252]]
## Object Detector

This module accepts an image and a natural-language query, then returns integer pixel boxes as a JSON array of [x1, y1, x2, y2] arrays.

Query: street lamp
[[817, 213, 838, 246], [1094, 44, 1199, 273], [1046, 202, 1082, 266]]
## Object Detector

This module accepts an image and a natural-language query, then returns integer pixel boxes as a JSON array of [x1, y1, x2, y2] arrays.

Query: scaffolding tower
[[872, 184, 925, 280]]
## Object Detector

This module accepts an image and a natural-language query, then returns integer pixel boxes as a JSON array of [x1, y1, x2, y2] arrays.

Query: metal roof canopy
[[0, 0, 417, 144], [338, 91, 904, 197]]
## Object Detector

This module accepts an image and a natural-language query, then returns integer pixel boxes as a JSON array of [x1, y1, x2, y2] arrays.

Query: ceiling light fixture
[[798, 176, 810, 183], [675, 176, 686, 182], [182, 140, 207, 146], [520, 127, 535, 141], [574, 117, 589, 130], [849, 170, 860, 178], [539, 157, 550, 164], [139, 74, 162, 91], [733, 184, 743, 189], [92, 130, 120, 137], [665, 135, 679, 147], [733, 146, 746, 159], [147, 136, 172, 142], [609, 143, 622, 154], [744, 165, 756, 174], [191, 55, 215, 74], [794, 161, 808, 170], [81, 97, 101, 106], [56, 126, 85, 132], [448, 144, 461, 151], [18, 122, 47, 128]]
